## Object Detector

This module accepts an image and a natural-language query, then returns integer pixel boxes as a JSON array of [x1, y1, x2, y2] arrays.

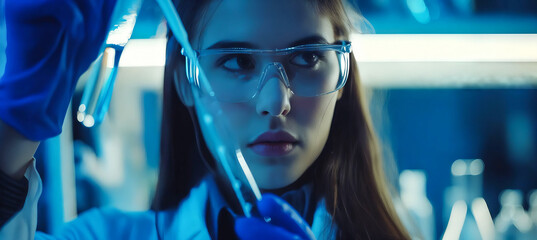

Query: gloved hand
[[0, 0, 117, 141], [235, 193, 316, 240]]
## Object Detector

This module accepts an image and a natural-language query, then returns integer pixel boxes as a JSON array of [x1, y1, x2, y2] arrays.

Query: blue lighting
[[406, 0, 431, 24]]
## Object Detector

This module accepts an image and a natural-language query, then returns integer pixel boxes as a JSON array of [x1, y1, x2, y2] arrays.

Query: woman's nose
[[255, 63, 291, 117]]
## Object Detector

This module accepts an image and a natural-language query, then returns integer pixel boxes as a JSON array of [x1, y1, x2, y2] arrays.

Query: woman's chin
[[250, 167, 302, 190]]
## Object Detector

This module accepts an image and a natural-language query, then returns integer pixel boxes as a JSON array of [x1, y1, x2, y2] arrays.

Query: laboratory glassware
[[77, 0, 144, 127], [529, 190, 537, 238], [494, 189, 534, 240], [442, 159, 495, 240], [400, 170, 436, 240], [154, 0, 262, 218]]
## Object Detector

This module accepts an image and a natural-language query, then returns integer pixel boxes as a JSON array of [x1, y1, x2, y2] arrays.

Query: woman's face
[[193, 0, 341, 189]]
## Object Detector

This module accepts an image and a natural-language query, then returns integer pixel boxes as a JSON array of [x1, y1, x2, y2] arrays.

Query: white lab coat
[[0, 160, 335, 239]]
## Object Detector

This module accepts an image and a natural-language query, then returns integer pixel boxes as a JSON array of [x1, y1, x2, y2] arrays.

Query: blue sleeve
[[35, 207, 157, 240]]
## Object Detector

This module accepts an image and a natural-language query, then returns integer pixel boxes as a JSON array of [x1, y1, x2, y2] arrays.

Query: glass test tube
[[77, 0, 143, 127]]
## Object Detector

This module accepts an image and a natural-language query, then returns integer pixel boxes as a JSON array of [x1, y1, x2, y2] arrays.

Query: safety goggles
[[182, 41, 352, 103]]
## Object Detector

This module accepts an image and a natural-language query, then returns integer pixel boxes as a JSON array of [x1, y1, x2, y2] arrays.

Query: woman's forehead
[[196, 0, 335, 49]]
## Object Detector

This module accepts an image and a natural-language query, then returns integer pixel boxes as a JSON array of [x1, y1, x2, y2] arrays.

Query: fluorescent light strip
[[119, 38, 167, 67], [115, 35, 537, 87], [117, 35, 537, 66], [351, 34, 537, 62]]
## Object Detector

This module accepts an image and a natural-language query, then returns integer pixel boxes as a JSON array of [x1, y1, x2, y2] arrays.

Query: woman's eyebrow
[[205, 41, 258, 49], [204, 35, 329, 50], [287, 35, 329, 47]]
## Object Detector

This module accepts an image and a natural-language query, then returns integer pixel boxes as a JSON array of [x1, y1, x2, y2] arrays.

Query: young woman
[[0, 0, 411, 239]]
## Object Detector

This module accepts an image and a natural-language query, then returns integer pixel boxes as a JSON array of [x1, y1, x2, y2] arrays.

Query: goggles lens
[[186, 43, 351, 102]]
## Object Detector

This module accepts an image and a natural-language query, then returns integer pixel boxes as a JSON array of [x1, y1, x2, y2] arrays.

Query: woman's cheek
[[293, 94, 339, 131]]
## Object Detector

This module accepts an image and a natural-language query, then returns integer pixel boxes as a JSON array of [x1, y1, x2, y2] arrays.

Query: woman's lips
[[247, 131, 298, 157], [249, 142, 296, 156]]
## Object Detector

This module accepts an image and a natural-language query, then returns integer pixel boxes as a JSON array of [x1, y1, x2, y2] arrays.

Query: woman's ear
[[337, 87, 344, 100], [174, 69, 194, 107]]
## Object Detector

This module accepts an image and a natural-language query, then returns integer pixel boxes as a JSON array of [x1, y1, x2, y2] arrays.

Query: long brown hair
[[152, 0, 410, 239]]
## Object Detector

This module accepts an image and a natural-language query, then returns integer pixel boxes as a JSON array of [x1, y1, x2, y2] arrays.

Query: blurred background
[[1, 0, 536, 239], [356, 0, 537, 239]]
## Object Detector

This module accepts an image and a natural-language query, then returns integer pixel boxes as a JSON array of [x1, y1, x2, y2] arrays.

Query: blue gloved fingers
[[0, 0, 117, 141], [4, 0, 82, 73], [257, 193, 316, 240], [235, 217, 302, 240], [2, 0, 80, 139]]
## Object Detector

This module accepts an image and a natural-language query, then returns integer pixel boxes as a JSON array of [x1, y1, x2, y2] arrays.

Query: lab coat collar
[[157, 174, 336, 239]]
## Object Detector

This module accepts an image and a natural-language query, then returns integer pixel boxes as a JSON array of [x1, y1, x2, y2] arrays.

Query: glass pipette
[[154, 0, 262, 217]]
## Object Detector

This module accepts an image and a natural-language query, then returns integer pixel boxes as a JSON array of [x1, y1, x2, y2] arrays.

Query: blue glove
[[0, 0, 117, 141], [235, 193, 316, 240]]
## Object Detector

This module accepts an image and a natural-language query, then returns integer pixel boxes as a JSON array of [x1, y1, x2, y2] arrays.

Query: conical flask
[[494, 189, 534, 240], [529, 190, 537, 238]]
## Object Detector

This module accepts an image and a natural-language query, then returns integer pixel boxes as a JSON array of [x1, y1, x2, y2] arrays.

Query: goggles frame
[[181, 41, 353, 102]]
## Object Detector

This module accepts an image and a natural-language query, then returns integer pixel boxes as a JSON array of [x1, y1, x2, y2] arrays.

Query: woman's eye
[[221, 54, 255, 71], [290, 52, 320, 68]]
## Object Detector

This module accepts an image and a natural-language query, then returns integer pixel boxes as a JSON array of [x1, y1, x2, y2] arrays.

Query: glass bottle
[[442, 159, 495, 240], [400, 170, 436, 240]]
